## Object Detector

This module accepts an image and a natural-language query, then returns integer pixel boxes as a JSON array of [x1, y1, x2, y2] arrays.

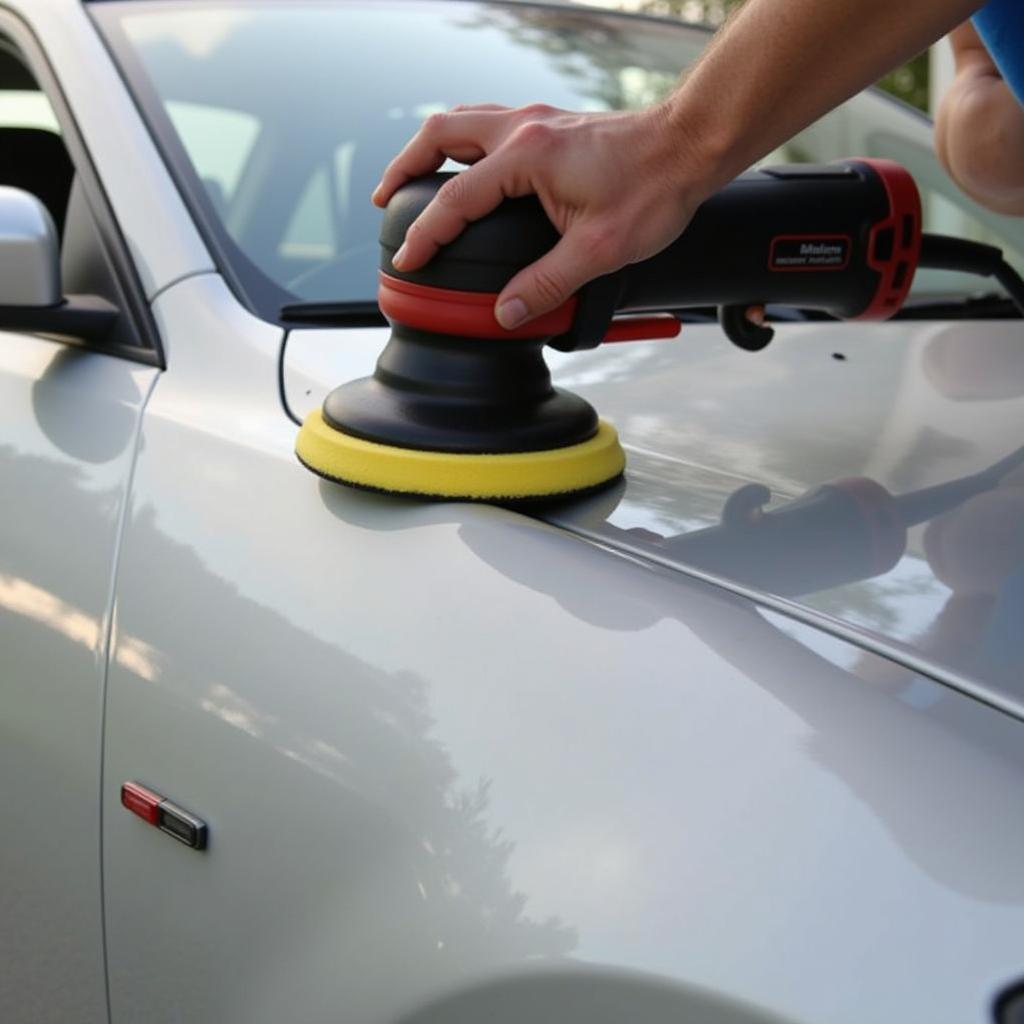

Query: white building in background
[[930, 37, 955, 115]]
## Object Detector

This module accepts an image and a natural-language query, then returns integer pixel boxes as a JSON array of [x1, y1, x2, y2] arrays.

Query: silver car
[[1, 1, 1022, 1022]]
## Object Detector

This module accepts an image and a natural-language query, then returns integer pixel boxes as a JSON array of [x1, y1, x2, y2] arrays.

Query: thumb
[[495, 231, 606, 330]]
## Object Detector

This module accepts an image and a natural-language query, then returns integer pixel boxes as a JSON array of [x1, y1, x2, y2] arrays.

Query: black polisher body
[[324, 177, 604, 456], [307, 160, 920, 495]]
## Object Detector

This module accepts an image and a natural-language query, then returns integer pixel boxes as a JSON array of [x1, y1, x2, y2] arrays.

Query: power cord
[[919, 233, 1024, 315]]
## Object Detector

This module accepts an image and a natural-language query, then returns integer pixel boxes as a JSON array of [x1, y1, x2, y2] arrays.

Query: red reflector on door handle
[[121, 781, 161, 825], [121, 782, 208, 851]]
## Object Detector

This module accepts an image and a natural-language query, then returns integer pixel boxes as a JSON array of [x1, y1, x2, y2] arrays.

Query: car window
[[0, 88, 59, 133], [0, 32, 156, 360], [93, 1, 705, 312], [165, 99, 259, 208], [94, 0, 1024, 318], [0, 43, 73, 236], [282, 166, 335, 262]]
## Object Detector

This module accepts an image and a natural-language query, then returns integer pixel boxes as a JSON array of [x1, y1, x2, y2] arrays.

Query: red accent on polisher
[[602, 314, 681, 342], [852, 158, 922, 320], [378, 272, 680, 343]]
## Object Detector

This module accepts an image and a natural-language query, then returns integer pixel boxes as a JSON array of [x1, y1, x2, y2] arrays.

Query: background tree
[[617, 0, 932, 112]]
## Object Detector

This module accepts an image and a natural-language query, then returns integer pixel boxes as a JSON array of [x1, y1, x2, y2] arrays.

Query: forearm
[[374, 0, 990, 324], [664, 0, 985, 196]]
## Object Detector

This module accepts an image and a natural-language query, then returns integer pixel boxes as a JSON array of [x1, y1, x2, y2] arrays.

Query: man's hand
[[373, 0, 984, 329], [935, 22, 1024, 215], [372, 103, 709, 329]]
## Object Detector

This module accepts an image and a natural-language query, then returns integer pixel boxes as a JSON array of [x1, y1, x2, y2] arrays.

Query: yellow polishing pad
[[295, 407, 625, 500]]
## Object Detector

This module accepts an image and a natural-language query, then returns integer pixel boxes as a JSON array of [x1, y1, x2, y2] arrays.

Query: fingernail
[[371, 183, 384, 205], [392, 243, 409, 269], [496, 297, 528, 329]]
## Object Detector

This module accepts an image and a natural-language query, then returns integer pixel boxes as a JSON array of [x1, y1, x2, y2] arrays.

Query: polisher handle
[[552, 158, 922, 350], [378, 159, 922, 351]]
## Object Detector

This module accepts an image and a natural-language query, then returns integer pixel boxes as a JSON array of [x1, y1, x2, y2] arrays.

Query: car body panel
[[1, 3, 1021, 1022], [98, 276, 1024, 1024], [0, 331, 157, 1022], [545, 319, 1024, 719], [284, 316, 1024, 719]]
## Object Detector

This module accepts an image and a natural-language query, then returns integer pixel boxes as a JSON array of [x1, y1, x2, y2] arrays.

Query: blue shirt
[[974, 0, 1024, 105]]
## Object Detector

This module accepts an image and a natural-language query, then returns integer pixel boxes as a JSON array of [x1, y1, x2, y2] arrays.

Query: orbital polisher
[[295, 158, 1024, 501]]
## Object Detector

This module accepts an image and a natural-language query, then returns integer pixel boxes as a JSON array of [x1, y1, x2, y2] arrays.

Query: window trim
[[0, 7, 164, 368]]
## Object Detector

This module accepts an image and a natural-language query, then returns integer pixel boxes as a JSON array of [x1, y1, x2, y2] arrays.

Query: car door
[[0, 25, 161, 1024]]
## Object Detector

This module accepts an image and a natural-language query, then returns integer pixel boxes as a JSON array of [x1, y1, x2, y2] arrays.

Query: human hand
[[372, 103, 711, 329], [924, 465, 1024, 596], [935, 22, 1024, 215]]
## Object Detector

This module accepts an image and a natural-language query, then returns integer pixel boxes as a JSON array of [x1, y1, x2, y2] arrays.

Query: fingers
[[392, 150, 520, 271], [947, 21, 988, 68], [495, 229, 620, 329], [372, 110, 510, 207]]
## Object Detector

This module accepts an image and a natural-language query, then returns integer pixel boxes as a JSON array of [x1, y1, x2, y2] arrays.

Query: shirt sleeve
[[974, 0, 1024, 106]]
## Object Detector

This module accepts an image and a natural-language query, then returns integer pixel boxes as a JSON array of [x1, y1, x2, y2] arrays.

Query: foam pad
[[295, 408, 625, 500]]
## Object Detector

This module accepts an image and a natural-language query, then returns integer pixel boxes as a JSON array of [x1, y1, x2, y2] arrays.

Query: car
[[2, 1, 1023, 1022]]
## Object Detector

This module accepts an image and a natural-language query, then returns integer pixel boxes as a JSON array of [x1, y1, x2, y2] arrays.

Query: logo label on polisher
[[769, 235, 851, 271]]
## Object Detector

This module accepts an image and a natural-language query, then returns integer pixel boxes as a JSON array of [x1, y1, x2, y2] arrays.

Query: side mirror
[[0, 186, 117, 342], [0, 185, 60, 306]]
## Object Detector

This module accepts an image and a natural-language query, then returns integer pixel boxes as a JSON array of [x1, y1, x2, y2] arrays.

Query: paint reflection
[[450, 494, 1024, 903], [31, 347, 140, 464], [105, 497, 578, 1019], [394, 965, 793, 1024], [921, 325, 1024, 401], [313, 476, 1024, 903], [0, 568, 164, 682], [0, 571, 101, 649], [542, 440, 1024, 688], [920, 463, 1024, 690], [545, 321, 1024, 702]]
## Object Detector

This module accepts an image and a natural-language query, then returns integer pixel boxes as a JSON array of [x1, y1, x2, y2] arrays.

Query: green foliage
[[626, 0, 931, 112], [876, 51, 930, 113], [632, 0, 741, 26]]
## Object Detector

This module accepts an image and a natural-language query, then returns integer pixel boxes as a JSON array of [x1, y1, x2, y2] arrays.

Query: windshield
[[94, 0, 1024, 320]]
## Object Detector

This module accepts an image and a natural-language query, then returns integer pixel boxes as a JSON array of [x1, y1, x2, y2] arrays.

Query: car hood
[[283, 317, 1024, 715]]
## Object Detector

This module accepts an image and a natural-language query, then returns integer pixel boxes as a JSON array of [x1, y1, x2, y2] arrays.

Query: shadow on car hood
[[283, 317, 1024, 716]]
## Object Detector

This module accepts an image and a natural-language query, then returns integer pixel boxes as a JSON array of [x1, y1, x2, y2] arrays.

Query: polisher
[[296, 158, 1024, 501]]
